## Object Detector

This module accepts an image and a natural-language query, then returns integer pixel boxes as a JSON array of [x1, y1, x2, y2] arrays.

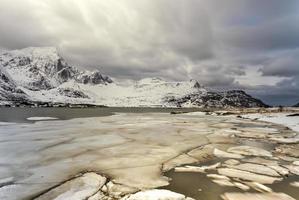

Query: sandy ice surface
[[0, 113, 227, 200], [0, 112, 298, 200]]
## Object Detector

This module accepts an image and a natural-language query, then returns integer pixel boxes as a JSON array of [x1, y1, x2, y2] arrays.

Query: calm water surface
[[0, 107, 202, 123]]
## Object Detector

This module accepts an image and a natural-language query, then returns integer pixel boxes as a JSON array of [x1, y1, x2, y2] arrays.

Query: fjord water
[[0, 107, 202, 123]]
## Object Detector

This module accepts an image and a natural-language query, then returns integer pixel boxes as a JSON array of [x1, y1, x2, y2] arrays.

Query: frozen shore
[[242, 112, 299, 133], [0, 111, 298, 200]]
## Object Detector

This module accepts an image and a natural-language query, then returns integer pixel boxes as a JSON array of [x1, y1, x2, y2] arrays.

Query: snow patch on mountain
[[77, 78, 206, 107]]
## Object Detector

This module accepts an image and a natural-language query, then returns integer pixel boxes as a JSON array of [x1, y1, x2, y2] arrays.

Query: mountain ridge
[[0, 47, 268, 108]]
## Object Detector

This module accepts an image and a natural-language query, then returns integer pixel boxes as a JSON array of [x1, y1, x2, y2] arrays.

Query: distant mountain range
[[0, 47, 268, 108], [294, 103, 299, 107]]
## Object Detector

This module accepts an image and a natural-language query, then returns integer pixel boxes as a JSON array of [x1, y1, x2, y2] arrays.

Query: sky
[[0, 0, 299, 106]]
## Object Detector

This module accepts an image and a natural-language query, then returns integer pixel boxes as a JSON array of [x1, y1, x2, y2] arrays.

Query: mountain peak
[[189, 79, 202, 88], [0, 47, 112, 91], [1, 46, 60, 65], [3, 46, 58, 56]]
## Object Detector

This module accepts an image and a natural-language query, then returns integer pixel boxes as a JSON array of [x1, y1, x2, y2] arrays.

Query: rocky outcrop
[[167, 90, 268, 108], [76, 71, 112, 85]]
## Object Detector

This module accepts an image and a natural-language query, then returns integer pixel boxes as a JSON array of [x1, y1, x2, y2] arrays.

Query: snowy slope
[[0, 47, 268, 108], [77, 78, 207, 107]]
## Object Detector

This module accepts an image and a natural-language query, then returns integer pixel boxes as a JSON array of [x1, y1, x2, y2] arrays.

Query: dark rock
[[287, 113, 299, 117], [165, 90, 268, 108], [57, 88, 89, 99]]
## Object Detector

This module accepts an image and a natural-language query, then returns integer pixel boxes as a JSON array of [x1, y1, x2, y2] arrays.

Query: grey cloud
[[1, 0, 299, 105], [259, 49, 299, 77], [220, 17, 299, 52], [188, 63, 247, 87], [0, 0, 56, 49], [242, 81, 299, 106]]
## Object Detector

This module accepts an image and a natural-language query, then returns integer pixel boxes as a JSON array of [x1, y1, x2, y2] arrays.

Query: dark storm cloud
[[0, 0, 299, 105], [260, 49, 299, 77], [220, 17, 299, 52]]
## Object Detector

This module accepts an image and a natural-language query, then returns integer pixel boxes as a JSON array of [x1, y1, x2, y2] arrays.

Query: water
[[162, 123, 299, 200], [0, 107, 202, 123], [163, 161, 299, 200], [163, 161, 240, 200]]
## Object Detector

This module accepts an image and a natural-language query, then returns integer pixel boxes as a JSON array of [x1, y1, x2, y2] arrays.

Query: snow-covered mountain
[[0, 47, 268, 108], [0, 47, 112, 90]]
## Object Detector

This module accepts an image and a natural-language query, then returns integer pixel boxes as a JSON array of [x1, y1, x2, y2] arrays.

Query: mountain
[[294, 102, 299, 107], [0, 47, 112, 90], [0, 47, 268, 108], [167, 90, 267, 108], [0, 47, 112, 105]]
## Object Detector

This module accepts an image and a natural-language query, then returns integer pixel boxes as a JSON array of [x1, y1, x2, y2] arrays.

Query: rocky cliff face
[[166, 90, 268, 108], [0, 47, 268, 108]]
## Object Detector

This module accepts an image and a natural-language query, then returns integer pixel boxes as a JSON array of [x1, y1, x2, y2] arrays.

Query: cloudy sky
[[1, 0, 299, 105]]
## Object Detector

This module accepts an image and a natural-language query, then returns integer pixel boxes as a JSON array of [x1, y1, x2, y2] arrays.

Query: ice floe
[[245, 182, 273, 193], [224, 159, 240, 165], [221, 192, 295, 200], [213, 148, 244, 159], [175, 162, 221, 173], [290, 181, 299, 187], [227, 163, 280, 177], [35, 173, 107, 200], [217, 168, 282, 184], [27, 117, 59, 121], [227, 146, 272, 157], [122, 189, 195, 200]]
